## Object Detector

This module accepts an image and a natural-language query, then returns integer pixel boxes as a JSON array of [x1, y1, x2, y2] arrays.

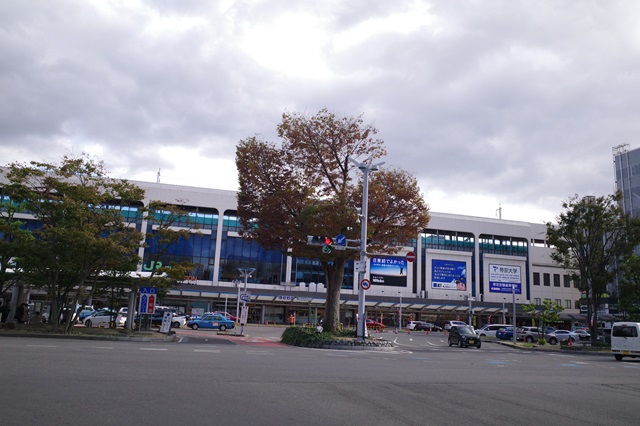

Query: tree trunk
[[322, 258, 347, 332]]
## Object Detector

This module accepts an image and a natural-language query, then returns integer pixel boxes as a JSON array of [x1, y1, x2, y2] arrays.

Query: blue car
[[187, 314, 235, 331], [496, 326, 514, 340]]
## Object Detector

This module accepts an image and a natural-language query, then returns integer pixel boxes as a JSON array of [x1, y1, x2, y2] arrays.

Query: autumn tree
[[236, 108, 430, 332], [547, 193, 640, 343]]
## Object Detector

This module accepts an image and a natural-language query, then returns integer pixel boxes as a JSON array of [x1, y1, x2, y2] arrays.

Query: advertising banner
[[489, 264, 521, 294], [431, 259, 467, 291], [370, 256, 407, 287]]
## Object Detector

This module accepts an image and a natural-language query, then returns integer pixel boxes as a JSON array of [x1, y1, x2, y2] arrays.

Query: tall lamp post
[[237, 267, 255, 336], [398, 292, 403, 332], [502, 298, 506, 324], [350, 156, 384, 341], [512, 284, 517, 344]]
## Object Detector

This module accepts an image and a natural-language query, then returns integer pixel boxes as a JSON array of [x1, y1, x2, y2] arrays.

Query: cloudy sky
[[2, 1, 639, 224]]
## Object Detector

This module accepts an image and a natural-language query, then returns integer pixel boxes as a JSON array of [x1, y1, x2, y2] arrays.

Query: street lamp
[[398, 292, 403, 332], [350, 156, 384, 341], [502, 298, 506, 324], [237, 267, 255, 336], [512, 284, 517, 344]]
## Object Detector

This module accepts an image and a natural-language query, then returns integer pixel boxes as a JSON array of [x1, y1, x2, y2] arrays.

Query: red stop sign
[[406, 252, 416, 262]]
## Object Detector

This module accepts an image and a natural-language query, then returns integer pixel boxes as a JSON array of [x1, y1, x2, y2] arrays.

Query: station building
[[2, 175, 588, 328]]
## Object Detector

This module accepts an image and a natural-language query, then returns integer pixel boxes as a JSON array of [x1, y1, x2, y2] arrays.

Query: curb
[[0, 331, 178, 343]]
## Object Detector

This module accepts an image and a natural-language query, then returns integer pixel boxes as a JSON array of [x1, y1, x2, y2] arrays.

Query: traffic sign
[[360, 279, 371, 290], [240, 292, 251, 303], [406, 251, 416, 263], [322, 245, 332, 254], [335, 234, 347, 246]]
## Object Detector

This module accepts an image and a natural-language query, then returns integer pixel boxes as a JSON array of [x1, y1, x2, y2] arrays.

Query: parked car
[[415, 322, 442, 332], [573, 329, 591, 340], [83, 309, 125, 328], [366, 319, 385, 330], [407, 321, 426, 330], [496, 326, 515, 340], [547, 330, 578, 345], [517, 326, 557, 342], [611, 322, 640, 361], [212, 311, 238, 321], [448, 325, 481, 348], [187, 314, 236, 331], [475, 324, 510, 338], [444, 320, 467, 331]]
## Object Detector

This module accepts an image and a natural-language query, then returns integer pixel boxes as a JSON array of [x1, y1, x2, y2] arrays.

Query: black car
[[448, 325, 481, 349]]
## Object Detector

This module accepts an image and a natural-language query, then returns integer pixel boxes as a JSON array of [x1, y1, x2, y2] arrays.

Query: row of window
[[533, 272, 576, 288], [532, 297, 575, 309]]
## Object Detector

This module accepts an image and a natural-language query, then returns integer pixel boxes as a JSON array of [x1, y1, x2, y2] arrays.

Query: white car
[[83, 310, 126, 328], [444, 320, 467, 331], [475, 324, 511, 338]]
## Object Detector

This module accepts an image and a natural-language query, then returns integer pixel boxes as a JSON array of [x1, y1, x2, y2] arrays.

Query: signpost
[[406, 252, 416, 263]]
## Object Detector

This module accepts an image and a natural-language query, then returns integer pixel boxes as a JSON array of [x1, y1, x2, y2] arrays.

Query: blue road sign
[[335, 234, 347, 246], [140, 287, 157, 295]]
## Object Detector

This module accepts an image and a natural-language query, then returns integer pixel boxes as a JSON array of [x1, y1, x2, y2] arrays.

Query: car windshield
[[458, 326, 474, 334]]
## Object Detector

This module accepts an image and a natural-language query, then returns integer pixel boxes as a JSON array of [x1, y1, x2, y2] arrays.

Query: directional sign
[[322, 245, 332, 254], [406, 251, 416, 263], [139, 287, 158, 314], [335, 234, 347, 246], [360, 279, 371, 290]]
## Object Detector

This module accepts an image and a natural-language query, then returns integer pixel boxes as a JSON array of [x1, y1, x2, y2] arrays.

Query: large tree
[[617, 254, 640, 321], [546, 193, 640, 343], [236, 108, 430, 332]]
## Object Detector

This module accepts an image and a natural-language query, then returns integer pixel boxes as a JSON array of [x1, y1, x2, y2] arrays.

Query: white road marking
[[140, 347, 168, 351], [194, 349, 221, 353]]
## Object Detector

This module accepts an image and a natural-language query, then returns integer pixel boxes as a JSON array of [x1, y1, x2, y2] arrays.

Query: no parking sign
[[360, 279, 371, 290]]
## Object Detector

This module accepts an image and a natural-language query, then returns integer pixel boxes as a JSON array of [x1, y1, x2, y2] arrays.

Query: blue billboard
[[431, 259, 467, 291]]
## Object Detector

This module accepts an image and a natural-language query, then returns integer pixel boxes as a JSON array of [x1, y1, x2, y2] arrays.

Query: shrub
[[537, 338, 547, 345], [281, 326, 356, 347]]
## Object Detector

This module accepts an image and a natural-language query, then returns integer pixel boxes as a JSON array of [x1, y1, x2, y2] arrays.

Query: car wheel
[[219, 324, 227, 332], [549, 337, 558, 345], [172, 322, 180, 328], [458, 339, 464, 348], [476, 342, 482, 349], [526, 336, 533, 343], [85, 320, 92, 328], [615, 354, 623, 361], [192, 324, 199, 330], [448, 338, 452, 347]]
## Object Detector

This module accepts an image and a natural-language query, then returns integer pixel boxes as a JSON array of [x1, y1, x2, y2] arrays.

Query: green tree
[[546, 193, 640, 343], [618, 254, 640, 321], [522, 299, 564, 343], [3, 155, 145, 332], [236, 108, 430, 332], [125, 201, 200, 330], [0, 195, 33, 307]]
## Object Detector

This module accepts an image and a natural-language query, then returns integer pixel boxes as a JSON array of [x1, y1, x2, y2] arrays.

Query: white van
[[611, 322, 640, 361]]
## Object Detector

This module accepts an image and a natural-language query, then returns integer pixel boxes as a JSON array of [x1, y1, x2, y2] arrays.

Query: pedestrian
[[289, 313, 295, 326], [0, 299, 10, 323], [29, 311, 43, 324], [20, 303, 30, 324], [14, 303, 25, 323]]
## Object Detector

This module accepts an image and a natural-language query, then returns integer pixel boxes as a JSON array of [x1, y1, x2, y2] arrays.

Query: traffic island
[[280, 326, 396, 351]]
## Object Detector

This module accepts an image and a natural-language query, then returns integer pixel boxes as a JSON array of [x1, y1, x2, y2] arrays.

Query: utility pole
[[350, 156, 384, 341]]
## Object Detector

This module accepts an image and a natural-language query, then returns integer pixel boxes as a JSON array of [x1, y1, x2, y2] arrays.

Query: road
[[1, 327, 639, 426]]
